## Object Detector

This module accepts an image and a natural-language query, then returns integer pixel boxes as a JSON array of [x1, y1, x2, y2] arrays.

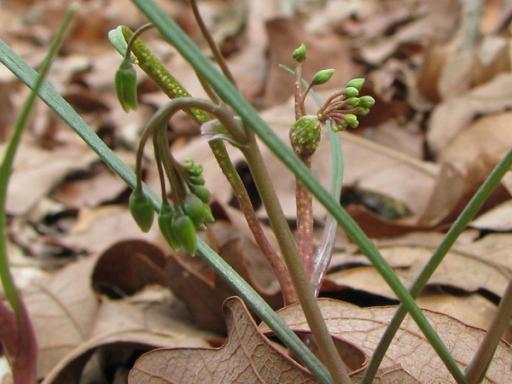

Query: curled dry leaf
[[23, 257, 99, 379], [428, 73, 512, 155], [92, 239, 168, 296], [1, 141, 96, 215], [470, 199, 512, 232], [325, 235, 511, 300], [129, 296, 366, 384], [42, 288, 214, 384], [260, 299, 512, 383]]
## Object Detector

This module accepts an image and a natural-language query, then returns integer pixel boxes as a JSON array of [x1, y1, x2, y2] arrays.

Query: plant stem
[[189, 0, 237, 87], [152, 129, 168, 199], [242, 136, 352, 384], [293, 61, 315, 276], [362, 149, 512, 383], [0, 43, 334, 383], [120, 27, 296, 304], [465, 277, 512, 383], [135, 3, 467, 380], [142, 97, 352, 383]]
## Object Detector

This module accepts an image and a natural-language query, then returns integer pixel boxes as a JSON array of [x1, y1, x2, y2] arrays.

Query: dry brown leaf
[[51, 162, 128, 208], [439, 111, 512, 188], [92, 240, 168, 296], [23, 257, 99, 378], [470, 199, 512, 231], [260, 299, 512, 383], [326, 238, 510, 300], [129, 296, 365, 384], [1, 141, 96, 215], [428, 73, 512, 155], [60, 205, 162, 254], [42, 288, 214, 384]]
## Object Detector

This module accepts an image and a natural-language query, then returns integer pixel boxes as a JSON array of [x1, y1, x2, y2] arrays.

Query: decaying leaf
[[42, 288, 214, 384], [129, 296, 365, 384], [260, 299, 512, 383]]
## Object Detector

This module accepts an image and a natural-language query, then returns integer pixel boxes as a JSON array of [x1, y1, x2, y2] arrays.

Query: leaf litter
[[1, 0, 512, 382]]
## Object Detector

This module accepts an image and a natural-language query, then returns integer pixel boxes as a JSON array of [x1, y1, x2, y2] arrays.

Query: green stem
[[189, 0, 237, 87], [142, 97, 351, 383], [0, 4, 75, 312], [293, 62, 315, 276], [242, 136, 352, 384], [152, 129, 168, 200], [119, 26, 297, 304], [133, 2, 467, 381], [362, 149, 512, 383], [0, 43, 334, 383], [465, 277, 512, 383]]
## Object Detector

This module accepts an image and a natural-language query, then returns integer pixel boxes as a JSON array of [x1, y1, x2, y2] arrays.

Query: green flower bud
[[188, 164, 203, 176], [343, 87, 359, 98], [182, 194, 215, 228], [290, 115, 321, 157], [129, 190, 154, 232], [359, 95, 375, 108], [190, 184, 210, 203], [311, 69, 335, 86], [346, 78, 365, 90], [346, 97, 360, 107], [344, 114, 359, 128], [332, 120, 349, 132], [292, 43, 307, 63], [188, 174, 205, 186], [115, 60, 138, 112], [355, 107, 370, 116], [158, 202, 181, 250], [173, 214, 197, 255]]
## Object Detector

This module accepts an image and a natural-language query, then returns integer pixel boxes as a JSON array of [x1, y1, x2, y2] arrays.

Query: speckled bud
[[290, 115, 321, 157]]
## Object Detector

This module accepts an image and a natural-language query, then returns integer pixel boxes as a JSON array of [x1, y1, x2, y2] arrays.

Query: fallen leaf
[[92, 240, 168, 296], [42, 288, 214, 384], [325, 236, 510, 300], [470, 199, 512, 231], [428, 73, 512, 155], [23, 257, 99, 378], [1, 141, 96, 215], [260, 299, 512, 383], [129, 296, 366, 384]]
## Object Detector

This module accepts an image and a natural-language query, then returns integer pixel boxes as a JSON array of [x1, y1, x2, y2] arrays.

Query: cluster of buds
[[129, 158, 214, 256], [316, 78, 375, 132], [289, 43, 375, 158]]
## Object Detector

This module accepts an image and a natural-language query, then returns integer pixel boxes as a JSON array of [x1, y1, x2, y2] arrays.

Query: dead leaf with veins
[[260, 299, 512, 383]]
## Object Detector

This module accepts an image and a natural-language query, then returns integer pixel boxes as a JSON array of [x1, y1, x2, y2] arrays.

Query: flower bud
[[190, 184, 210, 203], [188, 173, 205, 186], [355, 107, 370, 116], [173, 214, 197, 255], [346, 78, 365, 90], [332, 120, 349, 132], [115, 60, 138, 112], [359, 95, 375, 108], [311, 69, 335, 86], [158, 202, 181, 250], [129, 190, 154, 232], [292, 43, 307, 63], [290, 115, 321, 157], [345, 97, 360, 107], [182, 194, 214, 228], [342, 87, 359, 98], [344, 114, 359, 128]]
